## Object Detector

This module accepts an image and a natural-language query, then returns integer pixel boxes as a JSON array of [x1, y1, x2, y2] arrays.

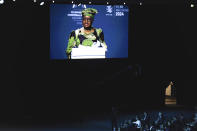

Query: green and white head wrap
[[82, 8, 98, 19]]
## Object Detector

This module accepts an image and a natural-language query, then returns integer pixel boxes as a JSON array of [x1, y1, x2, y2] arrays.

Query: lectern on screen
[[50, 4, 129, 59]]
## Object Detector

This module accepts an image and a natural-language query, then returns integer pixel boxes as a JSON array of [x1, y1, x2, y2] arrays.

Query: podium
[[71, 47, 106, 59]]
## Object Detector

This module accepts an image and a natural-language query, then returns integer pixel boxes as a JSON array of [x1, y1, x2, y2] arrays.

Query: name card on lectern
[[71, 47, 106, 59]]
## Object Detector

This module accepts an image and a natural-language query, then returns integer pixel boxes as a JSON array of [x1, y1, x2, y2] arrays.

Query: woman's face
[[82, 16, 93, 28]]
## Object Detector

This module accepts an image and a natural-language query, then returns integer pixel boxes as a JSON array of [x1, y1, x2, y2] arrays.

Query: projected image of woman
[[66, 8, 107, 59]]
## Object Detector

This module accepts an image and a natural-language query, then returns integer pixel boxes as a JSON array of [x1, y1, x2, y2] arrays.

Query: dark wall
[[131, 4, 195, 106], [0, 2, 195, 122]]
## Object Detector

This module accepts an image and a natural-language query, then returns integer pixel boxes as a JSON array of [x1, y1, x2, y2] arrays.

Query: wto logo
[[106, 6, 113, 13]]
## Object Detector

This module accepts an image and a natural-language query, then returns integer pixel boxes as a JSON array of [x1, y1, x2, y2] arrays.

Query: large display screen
[[50, 4, 129, 59]]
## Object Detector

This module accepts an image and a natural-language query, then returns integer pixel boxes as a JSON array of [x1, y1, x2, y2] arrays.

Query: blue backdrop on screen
[[50, 4, 129, 59]]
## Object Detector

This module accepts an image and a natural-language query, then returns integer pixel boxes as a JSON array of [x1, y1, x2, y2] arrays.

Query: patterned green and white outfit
[[66, 27, 107, 59]]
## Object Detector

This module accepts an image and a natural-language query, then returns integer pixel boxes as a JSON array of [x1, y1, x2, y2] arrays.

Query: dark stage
[[0, 0, 196, 130]]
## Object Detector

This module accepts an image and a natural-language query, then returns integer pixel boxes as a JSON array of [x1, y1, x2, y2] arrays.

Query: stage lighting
[[191, 4, 194, 8], [40, 1, 44, 5], [124, 2, 126, 5], [52, 0, 54, 3], [0, 0, 4, 5], [33, 0, 36, 3], [13, 0, 16, 1], [71, 1, 73, 4], [107, 2, 109, 4], [89, 1, 91, 4], [140, 2, 142, 5]]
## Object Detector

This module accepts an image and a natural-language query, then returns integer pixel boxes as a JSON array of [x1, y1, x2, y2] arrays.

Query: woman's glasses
[[82, 18, 92, 22]]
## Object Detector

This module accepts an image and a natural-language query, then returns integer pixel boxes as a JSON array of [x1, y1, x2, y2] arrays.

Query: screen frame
[[49, 3, 131, 61]]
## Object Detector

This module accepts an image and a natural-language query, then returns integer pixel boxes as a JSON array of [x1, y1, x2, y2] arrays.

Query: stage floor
[[0, 113, 112, 131]]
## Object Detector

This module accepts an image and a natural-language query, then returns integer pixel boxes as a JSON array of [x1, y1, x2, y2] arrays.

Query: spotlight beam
[[0, 0, 4, 4]]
